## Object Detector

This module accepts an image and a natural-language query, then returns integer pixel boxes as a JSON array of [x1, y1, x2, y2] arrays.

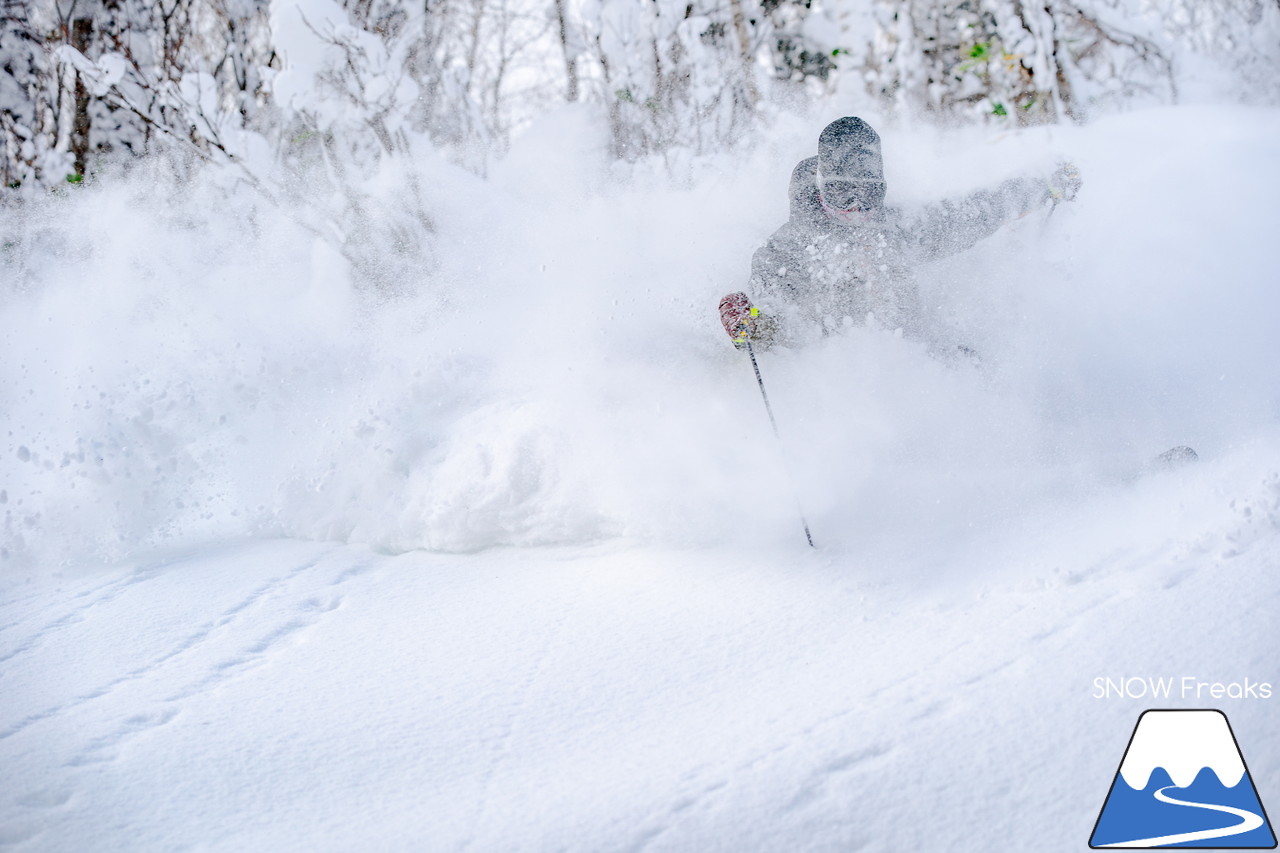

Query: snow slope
[[2, 104, 1279, 850]]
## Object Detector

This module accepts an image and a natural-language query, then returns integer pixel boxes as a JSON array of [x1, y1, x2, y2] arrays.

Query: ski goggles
[[818, 178, 885, 212]]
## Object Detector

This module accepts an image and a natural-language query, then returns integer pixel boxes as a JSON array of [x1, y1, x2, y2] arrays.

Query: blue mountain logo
[[1091, 709, 1276, 848]]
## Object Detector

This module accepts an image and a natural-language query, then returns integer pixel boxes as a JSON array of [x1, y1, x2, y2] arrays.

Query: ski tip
[[1153, 445, 1199, 470], [1122, 446, 1200, 485]]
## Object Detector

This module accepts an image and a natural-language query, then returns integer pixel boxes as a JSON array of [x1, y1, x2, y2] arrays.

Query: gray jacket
[[750, 155, 1048, 344]]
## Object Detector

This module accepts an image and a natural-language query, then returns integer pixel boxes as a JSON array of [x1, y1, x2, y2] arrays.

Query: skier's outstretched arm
[[904, 164, 1080, 262]]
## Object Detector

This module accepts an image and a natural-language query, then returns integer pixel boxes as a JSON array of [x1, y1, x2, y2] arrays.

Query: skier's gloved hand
[[1048, 161, 1082, 202], [719, 292, 777, 350]]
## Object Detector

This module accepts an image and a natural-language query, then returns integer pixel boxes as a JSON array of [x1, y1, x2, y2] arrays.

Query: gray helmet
[[816, 117, 887, 211]]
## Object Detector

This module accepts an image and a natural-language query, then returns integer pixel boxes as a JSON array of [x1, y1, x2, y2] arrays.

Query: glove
[[1048, 161, 1082, 202], [718, 292, 777, 350]]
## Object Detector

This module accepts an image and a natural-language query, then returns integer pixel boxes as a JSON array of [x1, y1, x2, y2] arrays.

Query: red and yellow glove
[[719, 292, 766, 349]]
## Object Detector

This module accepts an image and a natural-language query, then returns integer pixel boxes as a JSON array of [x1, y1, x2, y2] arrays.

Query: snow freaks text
[[1092, 677, 1274, 701]]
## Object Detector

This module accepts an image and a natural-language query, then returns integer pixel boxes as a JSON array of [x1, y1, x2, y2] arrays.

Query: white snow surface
[[2, 104, 1280, 850], [1118, 710, 1245, 790]]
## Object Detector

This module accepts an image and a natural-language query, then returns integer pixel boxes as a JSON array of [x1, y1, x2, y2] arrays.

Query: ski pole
[[744, 339, 815, 548]]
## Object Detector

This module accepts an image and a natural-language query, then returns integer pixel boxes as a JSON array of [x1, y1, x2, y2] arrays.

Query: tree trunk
[[464, 0, 487, 97], [71, 16, 93, 178], [728, 0, 759, 105], [554, 0, 578, 101]]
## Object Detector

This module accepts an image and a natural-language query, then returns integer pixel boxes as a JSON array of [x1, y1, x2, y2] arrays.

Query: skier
[[719, 116, 1081, 350]]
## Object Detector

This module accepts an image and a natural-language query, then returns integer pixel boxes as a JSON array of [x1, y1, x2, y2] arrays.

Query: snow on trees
[[2, 0, 1277, 195]]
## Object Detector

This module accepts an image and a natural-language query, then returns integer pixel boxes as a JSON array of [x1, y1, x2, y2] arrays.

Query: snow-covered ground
[[2, 104, 1279, 850]]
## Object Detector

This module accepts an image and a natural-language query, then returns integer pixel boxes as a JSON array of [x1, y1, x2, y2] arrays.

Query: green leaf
[[970, 42, 989, 59], [66, 173, 83, 184], [992, 103, 1008, 116]]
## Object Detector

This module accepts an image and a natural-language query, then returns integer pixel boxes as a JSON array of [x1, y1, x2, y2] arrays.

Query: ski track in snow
[[160, 555, 362, 703], [0, 543, 383, 847], [0, 565, 170, 669], [0, 551, 329, 742]]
